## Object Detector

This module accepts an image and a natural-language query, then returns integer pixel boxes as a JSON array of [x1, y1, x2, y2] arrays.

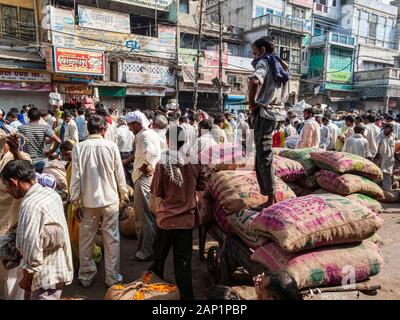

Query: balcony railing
[[252, 13, 305, 33], [354, 68, 400, 82], [310, 32, 356, 47]]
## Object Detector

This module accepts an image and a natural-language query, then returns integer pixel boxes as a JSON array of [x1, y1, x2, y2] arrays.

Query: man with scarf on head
[[248, 36, 289, 209], [125, 111, 161, 261], [149, 126, 207, 300]]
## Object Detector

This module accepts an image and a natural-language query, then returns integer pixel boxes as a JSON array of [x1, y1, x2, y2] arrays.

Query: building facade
[[223, 0, 314, 105], [301, 0, 400, 112], [0, 0, 49, 111]]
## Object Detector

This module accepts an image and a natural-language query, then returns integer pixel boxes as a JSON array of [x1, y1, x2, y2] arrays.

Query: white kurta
[[375, 132, 396, 174]]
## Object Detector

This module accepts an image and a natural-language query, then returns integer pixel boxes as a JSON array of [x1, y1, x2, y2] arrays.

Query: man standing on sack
[[248, 36, 290, 209]]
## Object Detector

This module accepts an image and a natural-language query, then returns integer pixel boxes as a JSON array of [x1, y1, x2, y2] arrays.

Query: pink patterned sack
[[273, 155, 306, 182], [210, 171, 296, 214], [227, 209, 269, 249], [315, 170, 384, 199], [311, 151, 383, 183], [251, 241, 383, 289], [250, 194, 383, 252]]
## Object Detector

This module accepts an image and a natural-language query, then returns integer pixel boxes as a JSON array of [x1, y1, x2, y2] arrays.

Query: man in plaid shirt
[[1, 160, 73, 300]]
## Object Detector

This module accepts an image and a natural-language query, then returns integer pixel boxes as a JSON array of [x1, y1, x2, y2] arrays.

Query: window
[[0, 5, 36, 41], [1, 5, 18, 39], [130, 14, 157, 37], [255, 6, 264, 17], [180, 0, 189, 14], [19, 8, 35, 41], [228, 43, 244, 56], [369, 13, 378, 39], [332, 0, 337, 7], [293, 7, 305, 19]]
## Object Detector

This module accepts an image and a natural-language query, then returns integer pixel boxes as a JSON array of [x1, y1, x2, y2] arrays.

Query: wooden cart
[[199, 222, 381, 298]]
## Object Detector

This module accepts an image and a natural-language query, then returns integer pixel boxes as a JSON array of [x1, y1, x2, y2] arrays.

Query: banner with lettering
[[54, 47, 105, 76]]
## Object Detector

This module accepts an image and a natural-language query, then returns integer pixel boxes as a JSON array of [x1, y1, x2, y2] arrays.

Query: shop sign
[[181, 65, 226, 85], [111, 0, 173, 11], [124, 62, 175, 87], [45, 47, 54, 72], [53, 73, 93, 83], [126, 86, 165, 96], [0, 82, 51, 91], [54, 47, 105, 76], [0, 68, 51, 83], [77, 5, 131, 34], [56, 84, 93, 95]]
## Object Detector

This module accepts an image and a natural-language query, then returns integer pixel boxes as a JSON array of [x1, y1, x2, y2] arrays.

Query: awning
[[0, 49, 44, 62], [98, 87, 126, 97], [329, 97, 360, 102], [224, 95, 246, 102]]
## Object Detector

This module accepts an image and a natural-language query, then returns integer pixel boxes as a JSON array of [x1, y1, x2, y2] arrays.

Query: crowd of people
[[272, 106, 398, 191], [0, 35, 398, 301]]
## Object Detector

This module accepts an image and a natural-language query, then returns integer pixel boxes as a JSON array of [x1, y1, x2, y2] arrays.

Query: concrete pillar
[[384, 96, 390, 114]]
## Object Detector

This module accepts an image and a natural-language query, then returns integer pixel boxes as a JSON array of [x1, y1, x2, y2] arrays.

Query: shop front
[[0, 68, 51, 111], [223, 95, 247, 113], [125, 86, 166, 110], [47, 47, 106, 110]]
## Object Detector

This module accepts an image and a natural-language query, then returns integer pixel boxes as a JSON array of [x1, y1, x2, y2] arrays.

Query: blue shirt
[[75, 115, 86, 141]]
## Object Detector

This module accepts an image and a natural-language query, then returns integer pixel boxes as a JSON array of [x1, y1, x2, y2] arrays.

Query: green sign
[[327, 71, 352, 83]]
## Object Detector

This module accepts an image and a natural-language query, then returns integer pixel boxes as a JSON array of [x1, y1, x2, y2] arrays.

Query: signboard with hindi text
[[77, 5, 131, 34], [0, 68, 51, 83], [112, 0, 173, 11], [54, 47, 105, 76]]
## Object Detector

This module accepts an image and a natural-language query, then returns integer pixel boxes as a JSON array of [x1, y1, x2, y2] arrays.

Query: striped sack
[[250, 194, 383, 252], [251, 241, 383, 289]]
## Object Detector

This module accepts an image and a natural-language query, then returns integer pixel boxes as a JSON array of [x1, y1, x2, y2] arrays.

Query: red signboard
[[54, 47, 105, 76]]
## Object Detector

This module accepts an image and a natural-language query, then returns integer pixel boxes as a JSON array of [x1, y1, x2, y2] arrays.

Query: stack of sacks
[[273, 155, 306, 183], [311, 151, 385, 201], [199, 143, 254, 171], [315, 171, 384, 199], [278, 148, 322, 196], [209, 170, 296, 234], [226, 209, 269, 249], [249, 194, 384, 290]]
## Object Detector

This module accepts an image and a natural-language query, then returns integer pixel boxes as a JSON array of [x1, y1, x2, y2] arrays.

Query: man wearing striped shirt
[[1, 160, 73, 300], [18, 107, 61, 173]]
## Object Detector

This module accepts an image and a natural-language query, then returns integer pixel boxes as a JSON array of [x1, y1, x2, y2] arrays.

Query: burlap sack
[[346, 194, 383, 213], [273, 155, 305, 182], [43, 159, 68, 191], [251, 241, 383, 289], [286, 183, 314, 197], [210, 171, 296, 214], [105, 271, 180, 300], [119, 207, 137, 238], [227, 209, 269, 249], [279, 148, 320, 176], [297, 174, 318, 190], [251, 194, 383, 253], [311, 151, 383, 183], [316, 170, 384, 199]]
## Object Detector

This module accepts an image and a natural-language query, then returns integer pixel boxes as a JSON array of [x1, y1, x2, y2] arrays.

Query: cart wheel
[[207, 246, 220, 285]]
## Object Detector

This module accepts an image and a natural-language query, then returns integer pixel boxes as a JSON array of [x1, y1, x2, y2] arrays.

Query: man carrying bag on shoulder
[[248, 36, 290, 209]]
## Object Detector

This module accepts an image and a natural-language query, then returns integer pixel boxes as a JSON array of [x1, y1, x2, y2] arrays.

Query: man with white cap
[[125, 111, 161, 261]]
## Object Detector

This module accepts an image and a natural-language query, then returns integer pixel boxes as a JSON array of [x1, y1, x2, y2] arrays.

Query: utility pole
[[175, 0, 180, 104], [218, 0, 224, 112], [193, 0, 204, 111]]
